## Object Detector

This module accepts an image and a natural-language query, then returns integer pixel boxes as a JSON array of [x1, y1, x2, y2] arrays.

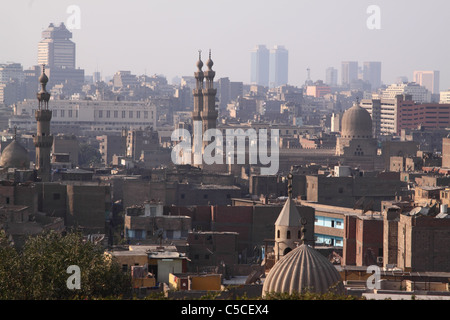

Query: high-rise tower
[[341, 61, 358, 86], [37, 22, 84, 89], [34, 65, 53, 182], [269, 45, 288, 88], [38, 23, 75, 69], [250, 45, 270, 87]]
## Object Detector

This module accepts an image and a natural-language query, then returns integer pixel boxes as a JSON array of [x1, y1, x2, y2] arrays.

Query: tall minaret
[[34, 65, 53, 182], [274, 174, 303, 262], [192, 51, 204, 160], [201, 50, 218, 152]]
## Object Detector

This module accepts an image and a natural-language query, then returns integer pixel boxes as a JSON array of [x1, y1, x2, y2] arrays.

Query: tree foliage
[[0, 231, 131, 300], [78, 143, 102, 167]]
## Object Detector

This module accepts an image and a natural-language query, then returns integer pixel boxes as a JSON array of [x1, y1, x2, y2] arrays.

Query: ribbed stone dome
[[262, 244, 344, 297], [0, 140, 30, 169], [341, 101, 373, 139]]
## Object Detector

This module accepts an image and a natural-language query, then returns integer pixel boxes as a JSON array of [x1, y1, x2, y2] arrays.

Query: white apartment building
[[440, 89, 450, 104], [10, 99, 157, 135], [382, 82, 431, 103]]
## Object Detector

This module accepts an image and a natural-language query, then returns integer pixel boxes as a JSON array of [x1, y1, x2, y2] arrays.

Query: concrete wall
[[399, 214, 450, 272], [36, 182, 67, 218], [66, 184, 110, 233], [356, 217, 383, 266]]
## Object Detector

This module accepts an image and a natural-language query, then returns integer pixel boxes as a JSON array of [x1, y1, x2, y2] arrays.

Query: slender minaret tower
[[274, 173, 303, 262], [201, 50, 218, 152], [34, 65, 53, 182], [192, 50, 204, 161]]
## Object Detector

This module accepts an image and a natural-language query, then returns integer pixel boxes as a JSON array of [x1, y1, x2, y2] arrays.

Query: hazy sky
[[2, 0, 449, 89]]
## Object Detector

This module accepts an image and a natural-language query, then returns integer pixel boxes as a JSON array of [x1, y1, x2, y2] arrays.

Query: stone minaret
[[192, 51, 204, 160], [274, 173, 303, 262], [201, 50, 218, 152], [34, 65, 53, 182]]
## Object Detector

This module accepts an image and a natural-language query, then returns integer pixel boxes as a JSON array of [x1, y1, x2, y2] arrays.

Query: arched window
[[287, 230, 291, 239], [277, 230, 280, 239]]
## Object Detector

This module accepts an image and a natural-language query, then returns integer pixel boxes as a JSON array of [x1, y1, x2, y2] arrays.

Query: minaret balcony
[[33, 135, 54, 148]]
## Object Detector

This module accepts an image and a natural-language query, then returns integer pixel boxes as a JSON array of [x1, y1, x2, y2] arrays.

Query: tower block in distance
[[34, 65, 53, 182]]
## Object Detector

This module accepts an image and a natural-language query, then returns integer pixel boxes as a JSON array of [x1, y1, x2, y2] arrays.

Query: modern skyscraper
[[250, 45, 270, 87], [34, 65, 53, 182], [341, 61, 358, 86], [37, 22, 84, 89], [269, 45, 288, 88], [38, 23, 76, 69], [363, 61, 382, 90], [413, 70, 440, 94], [325, 67, 338, 86]]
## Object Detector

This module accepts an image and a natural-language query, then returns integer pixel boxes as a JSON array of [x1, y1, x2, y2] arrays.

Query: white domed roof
[[262, 244, 344, 297], [341, 101, 373, 139]]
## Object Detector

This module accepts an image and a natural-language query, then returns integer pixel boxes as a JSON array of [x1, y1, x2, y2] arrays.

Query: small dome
[[39, 66, 49, 85], [206, 57, 214, 70], [0, 140, 30, 169], [196, 58, 203, 71], [206, 49, 214, 70], [341, 101, 372, 139], [39, 72, 48, 84], [262, 244, 344, 297]]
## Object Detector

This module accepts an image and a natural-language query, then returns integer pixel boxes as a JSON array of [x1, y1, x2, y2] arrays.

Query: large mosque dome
[[262, 244, 344, 297], [0, 139, 30, 169], [341, 101, 373, 139]]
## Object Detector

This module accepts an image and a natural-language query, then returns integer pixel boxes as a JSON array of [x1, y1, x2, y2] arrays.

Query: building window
[[122, 111, 126, 118], [277, 230, 280, 239], [106, 110, 111, 118], [136, 111, 140, 118], [53, 193, 60, 200], [144, 111, 148, 119], [99, 110, 103, 118], [287, 230, 291, 239], [68, 110, 73, 118], [60, 110, 65, 117], [122, 264, 128, 272]]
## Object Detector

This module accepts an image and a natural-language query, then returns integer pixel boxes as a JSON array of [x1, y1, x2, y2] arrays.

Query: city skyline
[[1, 0, 450, 89]]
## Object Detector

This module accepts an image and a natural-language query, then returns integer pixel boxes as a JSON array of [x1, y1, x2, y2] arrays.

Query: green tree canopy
[[0, 231, 131, 300], [78, 143, 102, 167]]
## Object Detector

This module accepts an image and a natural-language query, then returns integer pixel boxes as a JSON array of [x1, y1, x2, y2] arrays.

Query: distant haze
[[2, 0, 450, 89]]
